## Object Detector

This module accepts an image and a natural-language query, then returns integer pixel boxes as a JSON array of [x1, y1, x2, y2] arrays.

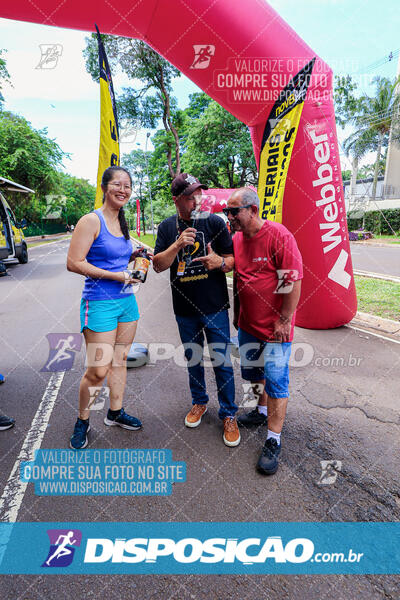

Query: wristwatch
[[220, 257, 226, 271]]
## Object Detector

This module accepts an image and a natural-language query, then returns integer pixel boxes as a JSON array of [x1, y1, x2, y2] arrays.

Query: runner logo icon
[[190, 45, 215, 69], [41, 333, 82, 372], [36, 44, 63, 69], [274, 269, 298, 294], [42, 529, 82, 567], [317, 460, 342, 485]]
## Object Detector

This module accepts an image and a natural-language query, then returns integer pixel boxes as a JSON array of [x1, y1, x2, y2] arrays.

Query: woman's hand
[[116, 271, 141, 284], [129, 246, 154, 262]]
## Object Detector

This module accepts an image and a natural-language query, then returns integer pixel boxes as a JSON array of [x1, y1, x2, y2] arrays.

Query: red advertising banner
[[136, 198, 141, 238]]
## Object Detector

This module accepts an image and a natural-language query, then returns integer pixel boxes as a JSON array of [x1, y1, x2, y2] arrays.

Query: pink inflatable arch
[[1, 0, 357, 328]]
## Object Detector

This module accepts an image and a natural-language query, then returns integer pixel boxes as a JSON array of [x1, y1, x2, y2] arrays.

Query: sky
[[0, 0, 399, 185]]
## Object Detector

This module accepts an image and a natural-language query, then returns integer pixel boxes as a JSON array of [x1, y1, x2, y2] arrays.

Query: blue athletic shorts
[[80, 295, 140, 332], [238, 327, 292, 398]]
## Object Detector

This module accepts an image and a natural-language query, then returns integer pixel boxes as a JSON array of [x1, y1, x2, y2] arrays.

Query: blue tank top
[[82, 209, 133, 300]]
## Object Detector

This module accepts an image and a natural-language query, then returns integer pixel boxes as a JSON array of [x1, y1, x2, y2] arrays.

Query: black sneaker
[[70, 418, 90, 450], [104, 408, 142, 431], [0, 414, 15, 431], [257, 437, 281, 475], [237, 408, 268, 428]]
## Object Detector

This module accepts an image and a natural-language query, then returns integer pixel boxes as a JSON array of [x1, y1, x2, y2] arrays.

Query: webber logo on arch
[[309, 125, 351, 290]]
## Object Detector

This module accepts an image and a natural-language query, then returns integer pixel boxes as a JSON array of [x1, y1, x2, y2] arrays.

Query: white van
[[0, 176, 31, 267]]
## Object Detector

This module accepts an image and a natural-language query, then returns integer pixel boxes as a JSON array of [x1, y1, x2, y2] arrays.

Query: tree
[[343, 127, 377, 205], [334, 75, 368, 198], [0, 49, 11, 109], [184, 92, 212, 119], [122, 149, 151, 234], [182, 100, 257, 188], [357, 154, 386, 179], [56, 172, 96, 224], [122, 91, 259, 226], [334, 75, 360, 129], [83, 35, 182, 178], [336, 75, 400, 202], [356, 76, 400, 201], [0, 111, 66, 193]]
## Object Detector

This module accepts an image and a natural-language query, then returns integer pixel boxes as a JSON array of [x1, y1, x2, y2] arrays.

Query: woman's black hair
[[101, 166, 132, 240]]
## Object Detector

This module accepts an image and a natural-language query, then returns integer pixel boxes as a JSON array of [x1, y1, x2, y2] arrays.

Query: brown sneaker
[[223, 416, 241, 447], [185, 404, 208, 428]]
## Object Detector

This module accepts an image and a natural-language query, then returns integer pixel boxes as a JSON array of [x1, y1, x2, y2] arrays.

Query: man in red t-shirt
[[225, 187, 303, 475]]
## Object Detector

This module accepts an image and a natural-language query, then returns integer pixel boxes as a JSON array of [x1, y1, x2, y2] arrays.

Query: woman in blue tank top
[[67, 166, 145, 450]]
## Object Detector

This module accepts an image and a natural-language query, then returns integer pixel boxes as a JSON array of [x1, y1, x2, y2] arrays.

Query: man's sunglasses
[[222, 204, 253, 217]]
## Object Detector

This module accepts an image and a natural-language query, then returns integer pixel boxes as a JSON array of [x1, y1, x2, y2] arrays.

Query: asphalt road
[[0, 239, 399, 599], [350, 242, 400, 277]]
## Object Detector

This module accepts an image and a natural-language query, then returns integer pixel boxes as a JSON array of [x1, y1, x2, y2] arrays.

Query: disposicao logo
[[83, 536, 314, 564], [42, 529, 82, 568]]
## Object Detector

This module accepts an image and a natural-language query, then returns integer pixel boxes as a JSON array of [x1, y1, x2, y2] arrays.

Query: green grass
[[354, 275, 400, 321], [131, 232, 156, 248], [27, 236, 71, 248], [371, 234, 400, 244]]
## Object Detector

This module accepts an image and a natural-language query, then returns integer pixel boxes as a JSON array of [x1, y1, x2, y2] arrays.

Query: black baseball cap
[[171, 173, 208, 197]]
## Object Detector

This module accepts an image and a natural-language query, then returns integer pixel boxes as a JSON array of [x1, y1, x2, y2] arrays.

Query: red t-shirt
[[233, 220, 303, 342]]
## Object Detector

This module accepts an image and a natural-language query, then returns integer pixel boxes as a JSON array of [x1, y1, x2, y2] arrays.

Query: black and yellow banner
[[95, 24, 120, 209], [258, 58, 315, 223]]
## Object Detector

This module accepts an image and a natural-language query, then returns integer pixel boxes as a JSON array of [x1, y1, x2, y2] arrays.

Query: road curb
[[350, 240, 400, 248], [25, 233, 71, 242], [28, 236, 71, 250], [354, 269, 400, 283], [349, 311, 400, 340]]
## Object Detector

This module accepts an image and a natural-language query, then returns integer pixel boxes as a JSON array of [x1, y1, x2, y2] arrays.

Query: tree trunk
[[349, 156, 358, 201], [159, 67, 180, 179], [371, 132, 383, 202]]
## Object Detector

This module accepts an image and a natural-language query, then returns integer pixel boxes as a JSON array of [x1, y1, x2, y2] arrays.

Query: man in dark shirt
[[153, 173, 239, 447]]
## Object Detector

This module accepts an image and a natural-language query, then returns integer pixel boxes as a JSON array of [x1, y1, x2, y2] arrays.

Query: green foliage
[[341, 170, 352, 182], [122, 142, 175, 228], [343, 76, 399, 155], [24, 222, 69, 237], [56, 172, 96, 224], [121, 91, 258, 224], [335, 74, 400, 201], [0, 49, 11, 108], [10, 172, 95, 226], [357, 156, 386, 179], [182, 99, 257, 188], [0, 110, 70, 223], [334, 75, 360, 129], [0, 109, 94, 224], [0, 111, 66, 195], [184, 92, 212, 119], [347, 208, 400, 235], [122, 149, 151, 233]]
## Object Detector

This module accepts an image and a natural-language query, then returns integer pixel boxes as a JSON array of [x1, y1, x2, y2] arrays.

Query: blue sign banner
[[0, 522, 399, 574]]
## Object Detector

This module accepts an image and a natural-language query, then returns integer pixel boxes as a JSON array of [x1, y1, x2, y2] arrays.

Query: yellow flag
[[95, 25, 120, 209], [258, 58, 315, 223]]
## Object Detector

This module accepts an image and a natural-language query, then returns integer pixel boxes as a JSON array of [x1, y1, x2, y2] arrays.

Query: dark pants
[[175, 310, 237, 420]]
